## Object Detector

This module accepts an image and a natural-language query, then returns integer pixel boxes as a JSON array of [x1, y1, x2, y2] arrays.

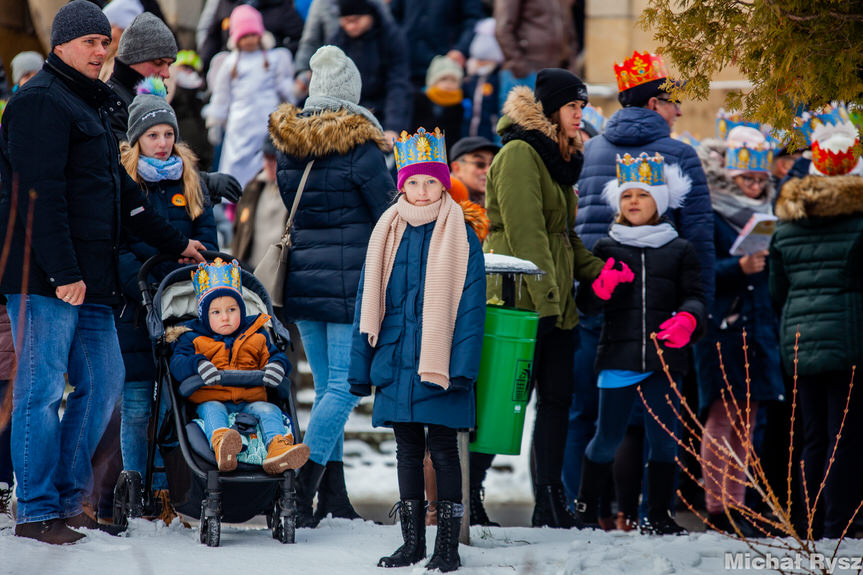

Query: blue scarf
[[137, 155, 184, 182]]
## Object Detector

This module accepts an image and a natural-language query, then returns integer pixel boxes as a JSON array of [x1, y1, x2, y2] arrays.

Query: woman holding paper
[[693, 125, 785, 536]]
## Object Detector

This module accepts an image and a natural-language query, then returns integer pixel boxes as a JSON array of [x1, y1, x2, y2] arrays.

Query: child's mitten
[[656, 312, 697, 348], [262, 362, 285, 388], [591, 257, 635, 300], [197, 359, 221, 385]]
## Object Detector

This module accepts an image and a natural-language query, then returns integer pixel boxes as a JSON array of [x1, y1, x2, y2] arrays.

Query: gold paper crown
[[614, 51, 668, 92], [393, 127, 447, 172]]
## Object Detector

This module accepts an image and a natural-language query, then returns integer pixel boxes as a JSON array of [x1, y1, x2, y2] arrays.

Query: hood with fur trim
[[497, 86, 584, 186], [776, 175, 863, 221], [269, 103, 388, 159]]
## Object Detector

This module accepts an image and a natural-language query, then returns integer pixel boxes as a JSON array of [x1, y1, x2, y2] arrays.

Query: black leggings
[[393, 422, 462, 502]]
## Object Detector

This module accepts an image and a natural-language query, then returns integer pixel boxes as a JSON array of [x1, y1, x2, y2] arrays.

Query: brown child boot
[[211, 427, 242, 472], [263, 435, 310, 474]]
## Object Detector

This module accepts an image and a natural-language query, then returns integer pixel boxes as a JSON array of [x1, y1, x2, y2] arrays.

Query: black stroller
[[112, 252, 300, 546]]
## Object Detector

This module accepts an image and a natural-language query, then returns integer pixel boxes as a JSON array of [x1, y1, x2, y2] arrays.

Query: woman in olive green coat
[[485, 69, 609, 528]]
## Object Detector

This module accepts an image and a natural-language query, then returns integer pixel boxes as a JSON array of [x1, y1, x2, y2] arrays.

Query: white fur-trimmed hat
[[603, 152, 691, 216]]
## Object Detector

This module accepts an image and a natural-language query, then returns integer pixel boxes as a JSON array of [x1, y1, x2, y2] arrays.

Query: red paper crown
[[812, 139, 860, 176], [614, 51, 669, 92]]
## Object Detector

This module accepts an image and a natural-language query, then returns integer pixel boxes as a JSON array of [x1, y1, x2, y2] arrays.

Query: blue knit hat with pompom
[[126, 77, 179, 145]]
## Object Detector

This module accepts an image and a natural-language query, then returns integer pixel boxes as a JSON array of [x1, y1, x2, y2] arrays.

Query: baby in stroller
[[169, 258, 309, 474]]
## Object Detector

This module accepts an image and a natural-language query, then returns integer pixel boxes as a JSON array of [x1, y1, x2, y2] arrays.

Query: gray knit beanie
[[51, 0, 112, 48], [117, 12, 177, 65], [308, 46, 362, 104], [11, 51, 44, 85], [127, 93, 179, 146]]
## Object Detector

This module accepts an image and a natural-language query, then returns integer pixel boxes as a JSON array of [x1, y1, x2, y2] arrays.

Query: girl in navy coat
[[349, 128, 486, 572], [575, 152, 706, 535], [116, 79, 218, 506]]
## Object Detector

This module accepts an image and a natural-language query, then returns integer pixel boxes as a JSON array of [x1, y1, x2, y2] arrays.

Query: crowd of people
[[1, 0, 862, 572]]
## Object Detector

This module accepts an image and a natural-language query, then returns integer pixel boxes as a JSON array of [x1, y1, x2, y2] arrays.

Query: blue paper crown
[[192, 257, 242, 303], [616, 152, 666, 187], [716, 109, 761, 140], [725, 141, 774, 172], [393, 127, 447, 172], [581, 104, 606, 134], [794, 102, 851, 146]]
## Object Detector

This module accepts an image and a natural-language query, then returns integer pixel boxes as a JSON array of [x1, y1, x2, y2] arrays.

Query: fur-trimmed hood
[[501, 86, 560, 142], [268, 103, 388, 158], [165, 325, 192, 344], [776, 175, 863, 221]]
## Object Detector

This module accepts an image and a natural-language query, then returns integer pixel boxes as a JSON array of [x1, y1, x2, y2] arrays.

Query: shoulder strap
[[282, 159, 315, 244]]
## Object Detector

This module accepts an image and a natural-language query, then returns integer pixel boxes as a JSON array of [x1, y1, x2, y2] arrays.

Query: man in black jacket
[[0, 1, 205, 545]]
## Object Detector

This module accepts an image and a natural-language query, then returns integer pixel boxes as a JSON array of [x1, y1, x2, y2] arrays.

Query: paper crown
[[726, 140, 774, 173], [673, 131, 700, 149], [793, 102, 852, 147], [393, 127, 448, 172], [581, 104, 606, 134], [192, 257, 242, 303], [616, 152, 666, 187], [603, 152, 692, 216], [614, 51, 668, 92], [716, 109, 762, 140], [811, 121, 861, 176]]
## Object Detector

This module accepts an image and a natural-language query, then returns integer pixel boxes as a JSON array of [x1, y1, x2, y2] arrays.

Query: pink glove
[[657, 312, 697, 348], [591, 258, 635, 300]]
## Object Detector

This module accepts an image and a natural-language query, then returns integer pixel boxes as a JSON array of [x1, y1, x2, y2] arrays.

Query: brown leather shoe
[[66, 512, 126, 536], [211, 427, 243, 472], [262, 435, 310, 474], [15, 519, 85, 544]]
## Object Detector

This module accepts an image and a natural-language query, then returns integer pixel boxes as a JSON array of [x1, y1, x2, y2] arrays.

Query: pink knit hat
[[229, 5, 264, 45]]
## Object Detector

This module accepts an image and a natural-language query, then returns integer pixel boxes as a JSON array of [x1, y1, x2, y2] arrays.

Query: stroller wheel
[[112, 470, 144, 529], [272, 499, 296, 544], [200, 513, 221, 547]]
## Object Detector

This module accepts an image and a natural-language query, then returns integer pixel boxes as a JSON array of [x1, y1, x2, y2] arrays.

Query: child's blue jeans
[[197, 401, 285, 447]]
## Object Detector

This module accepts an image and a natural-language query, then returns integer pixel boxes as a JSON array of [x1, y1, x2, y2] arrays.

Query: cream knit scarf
[[359, 193, 469, 389]]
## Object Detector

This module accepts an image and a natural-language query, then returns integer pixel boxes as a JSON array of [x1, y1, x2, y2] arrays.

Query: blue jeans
[[197, 400, 285, 446], [585, 371, 680, 464], [6, 295, 124, 523], [121, 379, 169, 490], [562, 315, 601, 500], [296, 321, 357, 465]]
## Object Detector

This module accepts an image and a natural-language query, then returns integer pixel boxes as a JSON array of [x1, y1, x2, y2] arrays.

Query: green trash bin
[[470, 305, 539, 455]]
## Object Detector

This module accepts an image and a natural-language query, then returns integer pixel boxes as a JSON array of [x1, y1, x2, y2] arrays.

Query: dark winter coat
[[484, 86, 604, 330], [0, 53, 188, 305], [579, 234, 706, 375], [116, 175, 218, 382], [770, 175, 863, 377], [411, 92, 464, 158], [493, 0, 579, 76], [463, 68, 501, 142], [327, 2, 412, 133], [348, 219, 486, 429], [390, 0, 485, 83], [106, 58, 143, 143], [268, 103, 396, 324], [693, 139, 784, 414], [576, 106, 716, 306], [200, 0, 305, 72]]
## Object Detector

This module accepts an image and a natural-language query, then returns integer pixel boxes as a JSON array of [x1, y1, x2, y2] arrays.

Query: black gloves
[[200, 171, 242, 204]]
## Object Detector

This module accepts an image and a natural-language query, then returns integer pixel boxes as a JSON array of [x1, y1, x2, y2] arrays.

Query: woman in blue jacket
[[116, 81, 218, 511], [268, 46, 395, 526], [349, 127, 486, 572]]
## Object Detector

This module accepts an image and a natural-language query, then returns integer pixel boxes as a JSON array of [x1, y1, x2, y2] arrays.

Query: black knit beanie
[[338, 0, 374, 16], [51, 0, 112, 48], [535, 68, 588, 117]]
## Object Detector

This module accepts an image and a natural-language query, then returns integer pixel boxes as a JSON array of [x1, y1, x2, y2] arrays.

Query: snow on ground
[[6, 514, 863, 575]]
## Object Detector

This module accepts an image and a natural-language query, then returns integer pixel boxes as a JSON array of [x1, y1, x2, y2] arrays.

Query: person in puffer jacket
[[563, 51, 715, 511], [169, 258, 309, 475], [574, 152, 705, 536]]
